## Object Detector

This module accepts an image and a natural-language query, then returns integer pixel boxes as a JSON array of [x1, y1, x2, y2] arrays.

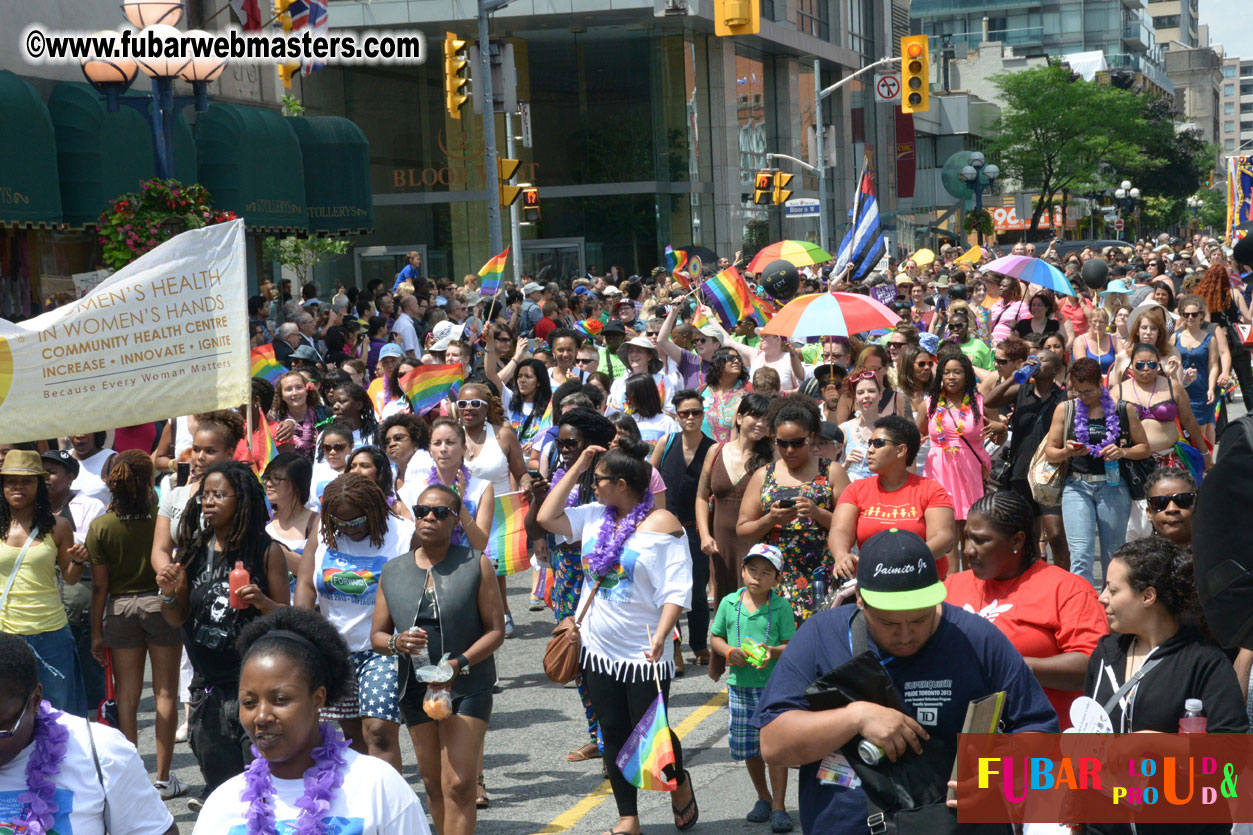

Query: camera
[[194, 623, 231, 651]]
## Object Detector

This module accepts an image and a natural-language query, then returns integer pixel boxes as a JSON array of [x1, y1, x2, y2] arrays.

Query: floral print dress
[[759, 459, 835, 625]]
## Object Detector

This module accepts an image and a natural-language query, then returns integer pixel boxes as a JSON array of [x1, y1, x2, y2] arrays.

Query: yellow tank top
[[0, 535, 69, 635]]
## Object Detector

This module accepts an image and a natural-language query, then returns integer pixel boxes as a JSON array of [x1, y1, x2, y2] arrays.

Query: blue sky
[[1200, 0, 1253, 58]]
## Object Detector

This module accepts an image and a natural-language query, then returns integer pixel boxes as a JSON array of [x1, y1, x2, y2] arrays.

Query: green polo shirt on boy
[[711, 589, 797, 689]]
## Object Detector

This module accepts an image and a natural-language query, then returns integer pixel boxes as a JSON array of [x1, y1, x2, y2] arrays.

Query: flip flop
[[567, 742, 599, 762], [672, 769, 698, 831]]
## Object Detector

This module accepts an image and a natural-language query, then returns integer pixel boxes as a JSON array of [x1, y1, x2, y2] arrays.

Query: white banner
[[0, 220, 250, 443]]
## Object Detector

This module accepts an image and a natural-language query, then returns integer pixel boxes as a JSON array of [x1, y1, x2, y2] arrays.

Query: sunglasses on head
[[455, 399, 487, 410], [1147, 492, 1196, 512], [775, 437, 809, 450], [414, 504, 455, 520], [1134, 360, 1159, 371], [330, 513, 368, 528], [848, 370, 877, 383]]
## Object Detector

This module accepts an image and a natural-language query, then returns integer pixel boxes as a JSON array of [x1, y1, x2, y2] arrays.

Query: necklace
[[428, 464, 471, 496], [933, 393, 972, 454], [586, 494, 655, 579], [734, 589, 773, 648], [17, 701, 69, 835], [241, 721, 350, 835], [1073, 388, 1119, 457]]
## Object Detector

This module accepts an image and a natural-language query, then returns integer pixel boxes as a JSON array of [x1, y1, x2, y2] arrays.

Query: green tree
[[263, 236, 350, 287], [1197, 188, 1227, 233], [988, 62, 1147, 237], [1122, 99, 1217, 201]]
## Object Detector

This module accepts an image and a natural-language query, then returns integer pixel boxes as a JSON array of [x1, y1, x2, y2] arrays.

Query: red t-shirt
[[1059, 296, 1090, 336], [535, 317, 557, 341], [837, 473, 954, 577], [944, 560, 1108, 728]]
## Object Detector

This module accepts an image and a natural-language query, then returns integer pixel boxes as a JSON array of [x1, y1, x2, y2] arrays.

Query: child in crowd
[[710, 544, 796, 832], [751, 367, 781, 396]]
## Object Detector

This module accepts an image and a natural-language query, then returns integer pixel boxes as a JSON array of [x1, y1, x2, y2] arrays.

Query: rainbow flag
[[250, 344, 286, 385], [490, 491, 530, 576], [250, 411, 278, 477], [664, 245, 687, 274], [615, 692, 677, 791], [399, 364, 463, 415], [478, 247, 510, 296], [700, 266, 755, 329], [749, 294, 777, 327], [1215, 377, 1239, 421], [576, 318, 603, 338]]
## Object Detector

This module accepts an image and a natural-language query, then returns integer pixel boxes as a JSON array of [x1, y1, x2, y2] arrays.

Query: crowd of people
[[1, 230, 1252, 835]]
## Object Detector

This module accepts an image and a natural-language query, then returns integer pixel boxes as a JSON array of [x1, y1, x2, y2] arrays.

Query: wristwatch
[[454, 653, 470, 676], [387, 633, 400, 656]]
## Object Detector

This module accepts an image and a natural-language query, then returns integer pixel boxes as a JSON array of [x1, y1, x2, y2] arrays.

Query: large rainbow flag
[[615, 692, 677, 791], [490, 491, 530, 576], [699, 266, 755, 329], [250, 344, 286, 385], [399, 364, 463, 415], [478, 246, 510, 296]]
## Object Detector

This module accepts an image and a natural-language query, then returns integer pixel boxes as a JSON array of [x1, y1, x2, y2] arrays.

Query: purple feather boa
[[428, 463, 472, 495], [586, 492, 655, 579], [17, 701, 69, 835], [240, 721, 350, 835]]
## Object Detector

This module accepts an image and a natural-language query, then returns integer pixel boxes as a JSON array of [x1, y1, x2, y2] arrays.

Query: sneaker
[[174, 722, 189, 743], [187, 797, 204, 813], [770, 810, 794, 833], [528, 596, 545, 611], [746, 799, 771, 823], [156, 774, 188, 800], [504, 612, 515, 638]]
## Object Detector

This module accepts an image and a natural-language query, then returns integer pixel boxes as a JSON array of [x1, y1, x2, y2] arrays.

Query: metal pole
[[974, 180, 984, 247], [150, 77, 172, 179], [478, 1, 503, 256], [505, 109, 522, 285], [814, 58, 827, 254]]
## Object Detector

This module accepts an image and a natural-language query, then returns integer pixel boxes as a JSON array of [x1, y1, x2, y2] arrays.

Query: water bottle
[[1178, 699, 1206, 733], [1104, 457, 1121, 485], [228, 561, 250, 609], [408, 626, 430, 668]]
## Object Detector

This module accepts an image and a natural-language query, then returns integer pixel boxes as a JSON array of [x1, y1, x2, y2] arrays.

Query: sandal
[[567, 741, 599, 762], [476, 774, 489, 809], [694, 649, 711, 667], [672, 769, 698, 831], [672, 641, 686, 677]]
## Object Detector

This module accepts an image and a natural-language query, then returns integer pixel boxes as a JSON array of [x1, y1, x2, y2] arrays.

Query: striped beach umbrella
[[746, 240, 834, 273], [759, 292, 900, 341]]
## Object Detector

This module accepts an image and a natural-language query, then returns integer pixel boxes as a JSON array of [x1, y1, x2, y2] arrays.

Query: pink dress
[[924, 393, 990, 520]]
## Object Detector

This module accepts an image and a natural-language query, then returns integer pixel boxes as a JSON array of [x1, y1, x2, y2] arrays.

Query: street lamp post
[[957, 151, 1000, 246], [1113, 180, 1140, 242], [1186, 195, 1203, 236]]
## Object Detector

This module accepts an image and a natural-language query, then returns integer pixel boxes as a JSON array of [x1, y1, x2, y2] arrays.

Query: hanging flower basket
[[963, 209, 995, 237], [97, 179, 237, 271]]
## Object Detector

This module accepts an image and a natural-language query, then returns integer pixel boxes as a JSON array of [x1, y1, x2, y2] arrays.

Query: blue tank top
[[1175, 330, 1213, 406], [1083, 334, 1116, 374]]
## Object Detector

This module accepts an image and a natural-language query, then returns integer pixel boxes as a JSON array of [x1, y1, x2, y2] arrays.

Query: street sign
[[784, 197, 820, 217], [519, 101, 532, 148], [1114, 218, 1125, 231], [873, 73, 901, 103]]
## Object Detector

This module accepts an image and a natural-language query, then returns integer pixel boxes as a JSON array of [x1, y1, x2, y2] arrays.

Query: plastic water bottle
[[1104, 458, 1121, 485], [1179, 699, 1206, 733], [408, 627, 430, 668]]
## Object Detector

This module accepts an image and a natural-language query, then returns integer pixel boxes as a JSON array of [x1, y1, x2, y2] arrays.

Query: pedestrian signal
[[753, 171, 774, 205]]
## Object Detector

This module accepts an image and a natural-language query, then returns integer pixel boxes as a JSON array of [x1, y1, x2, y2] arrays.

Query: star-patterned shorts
[[318, 649, 400, 723]]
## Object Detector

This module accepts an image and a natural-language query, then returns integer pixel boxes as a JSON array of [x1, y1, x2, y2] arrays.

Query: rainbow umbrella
[[982, 255, 1076, 297], [760, 292, 900, 341], [746, 240, 834, 274]]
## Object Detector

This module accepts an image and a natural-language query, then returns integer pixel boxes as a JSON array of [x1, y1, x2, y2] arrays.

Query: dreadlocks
[[0, 475, 56, 541], [176, 461, 270, 571], [104, 449, 154, 517], [319, 472, 393, 550]]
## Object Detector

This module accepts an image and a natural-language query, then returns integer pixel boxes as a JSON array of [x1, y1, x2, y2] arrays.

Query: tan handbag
[[543, 577, 603, 684]]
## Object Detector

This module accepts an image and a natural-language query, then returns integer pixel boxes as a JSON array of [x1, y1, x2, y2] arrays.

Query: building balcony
[[987, 26, 1044, 46], [1120, 0, 1145, 10], [1122, 19, 1153, 50]]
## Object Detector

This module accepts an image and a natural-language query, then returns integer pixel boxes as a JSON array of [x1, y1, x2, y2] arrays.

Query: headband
[[249, 629, 329, 687]]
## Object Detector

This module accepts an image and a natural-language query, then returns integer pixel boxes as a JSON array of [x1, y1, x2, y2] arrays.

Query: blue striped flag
[[834, 158, 886, 284]]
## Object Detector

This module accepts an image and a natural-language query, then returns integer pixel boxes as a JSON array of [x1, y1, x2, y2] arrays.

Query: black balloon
[[761, 259, 800, 301], [1080, 257, 1109, 291], [1234, 234, 1253, 269]]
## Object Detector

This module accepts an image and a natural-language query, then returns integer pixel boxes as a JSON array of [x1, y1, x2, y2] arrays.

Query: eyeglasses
[[1147, 492, 1196, 512], [867, 438, 897, 449], [414, 504, 455, 520], [202, 490, 236, 503], [1134, 360, 1160, 371], [455, 399, 487, 410], [677, 409, 704, 418], [321, 442, 349, 454], [329, 513, 368, 528], [1182, 311, 1203, 318], [384, 434, 410, 446], [556, 437, 582, 450], [262, 474, 287, 485], [0, 698, 29, 738], [775, 438, 809, 451]]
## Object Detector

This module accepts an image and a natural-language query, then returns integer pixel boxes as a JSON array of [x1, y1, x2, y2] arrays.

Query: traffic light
[[521, 187, 541, 221], [277, 62, 296, 89], [275, 0, 298, 89], [773, 171, 794, 205], [714, 0, 760, 36], [443, 32, 469, 119], [498, 158, 522, 207], [753, 170, 774, 205], [900, 35, 930, 113]]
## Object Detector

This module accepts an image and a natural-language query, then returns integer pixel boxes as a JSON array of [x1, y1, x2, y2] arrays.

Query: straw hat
[[0, 450, 49, 478]]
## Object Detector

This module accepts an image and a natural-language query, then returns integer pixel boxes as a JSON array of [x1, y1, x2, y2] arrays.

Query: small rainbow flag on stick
[[250, 344, 286, 385], [616, 692, 677, 791], [399, 364, 463, 415], [699, 266, 755, 329], [491, 491, 530, 576], [478, 247, 510, 296]]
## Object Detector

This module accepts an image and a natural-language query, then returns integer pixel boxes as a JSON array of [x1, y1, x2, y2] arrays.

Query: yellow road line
[[529, 689, 729, 835]]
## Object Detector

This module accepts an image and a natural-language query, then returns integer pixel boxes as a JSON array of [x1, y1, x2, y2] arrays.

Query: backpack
[[1193, 413, 1253, 650], [1027, 400, 1073, 507]]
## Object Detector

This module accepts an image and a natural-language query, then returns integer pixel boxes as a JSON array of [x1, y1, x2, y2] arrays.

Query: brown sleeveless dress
[[708, 443, 755, 679]]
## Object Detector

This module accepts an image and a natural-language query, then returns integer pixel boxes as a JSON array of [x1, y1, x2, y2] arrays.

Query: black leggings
[[582, 662, 685, 818], [188, 683, 252, 800], [683, 525, 709, 653]]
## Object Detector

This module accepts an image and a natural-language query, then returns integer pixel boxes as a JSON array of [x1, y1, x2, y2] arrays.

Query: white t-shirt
[[750, 352, 799, 392], [633, 413, 680, 446], [158, 482, 194, 537], [311, 461, 344, 506], [0, 710, 173, 835], [68, 492, 107, 546], [607, 371, 678, 416], [192, 748, 430, 835], [564, 503, 692, 681], [398, 470, 491, 553], [314, 515, 416, 652]]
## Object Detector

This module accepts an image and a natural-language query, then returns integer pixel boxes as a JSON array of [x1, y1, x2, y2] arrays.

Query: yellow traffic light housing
[[444, 32, 469, 119], [715, 0, 760, 36], [752, 170, 774, 205], [773, 172, 794, 205], [498, 158, 522, 207], [900, 35, 930, 113], [521, 187, 541, 220]]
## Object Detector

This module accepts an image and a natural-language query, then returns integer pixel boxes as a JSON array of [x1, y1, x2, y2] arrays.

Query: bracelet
[[387, 632, 400, 656], [157, 590, 177, 605]]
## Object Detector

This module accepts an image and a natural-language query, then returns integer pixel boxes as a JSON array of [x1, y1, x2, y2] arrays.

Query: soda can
[[857, 739, 885, 766]]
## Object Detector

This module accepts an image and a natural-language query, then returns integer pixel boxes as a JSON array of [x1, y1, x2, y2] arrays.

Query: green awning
[[48, 82, 197, 228], [287, 116, 373, 236], [196, 102, 306, 233], [0, 71, 62, 227]]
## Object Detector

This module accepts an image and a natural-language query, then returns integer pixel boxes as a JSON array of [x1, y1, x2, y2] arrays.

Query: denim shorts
[[21, 626, 87, 718]]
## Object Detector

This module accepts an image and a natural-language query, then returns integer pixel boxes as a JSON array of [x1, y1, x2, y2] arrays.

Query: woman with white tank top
[[68, 433, 117, 506]]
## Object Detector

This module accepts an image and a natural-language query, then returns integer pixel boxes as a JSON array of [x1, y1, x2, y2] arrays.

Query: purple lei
[[1073, 387, 1120, 457], [551, 468, 580, 507], [241, 721, 350, 835], [586, 492, 655, 579], [18, 701, 69, 835], [428, 463, 472, 495]]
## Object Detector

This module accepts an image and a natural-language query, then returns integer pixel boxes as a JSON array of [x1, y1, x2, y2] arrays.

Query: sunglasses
[[993, 357, 1009, 366], [1134, 361, 1160, 371], [915, 359, 936, 369], [775, 438, 809, 451], [677, 409, 704, 418], [1182, 311, 1203, 318], [576, 357, 598, 365], [592, 474, 619, 484], [646, 331, 660, 338], [1147, 492, 1196, 512], [321, 442, 349, 454], [329, 513, 368, 528], [848, 370, 877, 383], [455, 399, 487, 410], [414, 504, 455, 520], [867, 438, 897, 449], [887, 341, 907, 348], [0, 698, 29, 739]]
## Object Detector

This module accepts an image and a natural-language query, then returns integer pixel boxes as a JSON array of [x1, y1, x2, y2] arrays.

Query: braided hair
[[319, 472, 393, 550], [176, 461, 270, 572], [194, 409, 247, 451], [927, 349, 982, 423], [967, 490, 1038, 567], [251, 377, 275, 414], [104, 449, 154, 517], [0, 475, 56, 541]]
